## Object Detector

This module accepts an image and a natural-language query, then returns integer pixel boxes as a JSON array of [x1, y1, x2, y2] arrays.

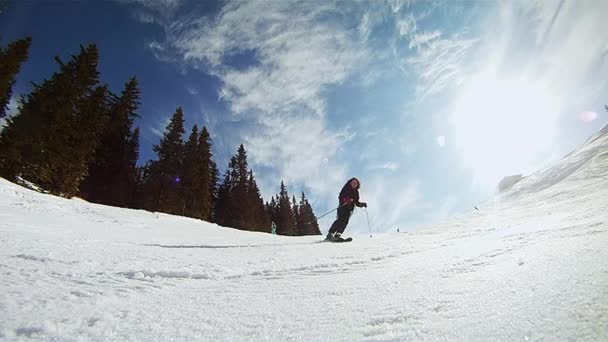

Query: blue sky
[[2, 0, 607, 234]]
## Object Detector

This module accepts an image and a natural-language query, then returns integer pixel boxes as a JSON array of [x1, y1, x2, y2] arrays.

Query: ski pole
[[304, 202, 349, 225], [365, 207, 372, 237]]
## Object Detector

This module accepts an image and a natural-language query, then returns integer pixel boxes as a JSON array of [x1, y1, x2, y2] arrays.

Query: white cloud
[[368, 162, 398, 172], [436, 135, 445, 147], [396, 15, 416, 37], [171, 1, 367, 117], [123, 0, 182, 13], [149, 127, 163, 138], [133, 11, 155, 24], [149, 116, 171, 138], [185, 85, 198, 95], [404, 34, 477, 100], [245, 116, 352, 197], [408, 30, 441, 49], [381, 162, 398, 171], [142, 0, 370, 200], [357, 1, 413, 42], [387, 4, 479, 101], [358, 12, 373, 42]]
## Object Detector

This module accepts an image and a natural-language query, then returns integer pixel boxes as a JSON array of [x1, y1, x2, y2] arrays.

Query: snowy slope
[[1, 127, 608, 341], [499, 122, 608, 199]]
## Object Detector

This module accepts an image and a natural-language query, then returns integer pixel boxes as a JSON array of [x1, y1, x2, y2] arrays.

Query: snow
[[1, 126, 608, 341]]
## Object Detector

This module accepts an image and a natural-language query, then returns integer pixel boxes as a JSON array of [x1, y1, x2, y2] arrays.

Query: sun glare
[[450, 74, 559, 189]]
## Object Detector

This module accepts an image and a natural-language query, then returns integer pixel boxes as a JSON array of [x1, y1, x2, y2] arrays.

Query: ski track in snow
[[1, 128, 608, 341]]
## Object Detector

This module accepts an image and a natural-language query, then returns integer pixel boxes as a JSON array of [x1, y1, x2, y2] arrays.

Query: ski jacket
[[338, 178, 364, 209]]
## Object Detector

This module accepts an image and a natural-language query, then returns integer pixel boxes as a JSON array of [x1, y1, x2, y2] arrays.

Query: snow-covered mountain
[[499, 122, 608, 200], [1, 124, 607, 341]]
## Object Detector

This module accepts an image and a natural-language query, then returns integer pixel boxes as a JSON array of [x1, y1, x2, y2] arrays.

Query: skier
[[325, 177, 367, 242], [271, 221, 277, 235]]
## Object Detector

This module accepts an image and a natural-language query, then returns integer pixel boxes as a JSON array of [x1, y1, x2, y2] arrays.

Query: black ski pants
[[328, 204, 353, 235]]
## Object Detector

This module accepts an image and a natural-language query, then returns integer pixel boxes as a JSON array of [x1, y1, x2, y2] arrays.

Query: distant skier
[[326, 177, 367, 242], [271, 221, 277, 235]]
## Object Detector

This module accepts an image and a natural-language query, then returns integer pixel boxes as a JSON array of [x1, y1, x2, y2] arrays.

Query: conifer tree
[[214, 171, 233, 227], [227, 144, 249, 227], [209, 159, 220, 221], [265, 197, 278, 228], [276, 181, 297, 235], [196, 126, 214, 221], [0, 44, 107, 197], [297, 192, 321, 235], [247, 171, 270, 232], [134, 161, 155, 210], [80, 76, 141, 207], [292, 195, 301, 235], [148, 107, 185, 214], [125, 127, 140, 206], [214, 144, 267, 231], [180, 125, 199, 216], [264, 201, 273, 226], [0, 36, 32, 118]]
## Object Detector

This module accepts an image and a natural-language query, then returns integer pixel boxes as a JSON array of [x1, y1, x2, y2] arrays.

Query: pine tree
[[80, 76, 141, 207], [0, 44, 108, 197], [266, 197, 278, 229], [297, 192, 321, 235], [180, 125, 199, 217], [247, 171, 270, 232], [292, 195, 301, 235], [0, 36, 32, 118], [306, 199, 321, 235], [214, 171, 233, 227], [227, 144, 250, 228], [125, 127, 140, 206], [196, 126, 214, 221], [265, 200, 273, 227], [214, 144, 267, 231], [134, 161, 154, 210], [209, 159, 220, 222], [276, 181, 297, 235], [149, 107, 185, 214]]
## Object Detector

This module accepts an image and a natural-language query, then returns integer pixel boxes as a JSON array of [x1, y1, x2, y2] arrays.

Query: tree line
[[0, 37, 320, 236]]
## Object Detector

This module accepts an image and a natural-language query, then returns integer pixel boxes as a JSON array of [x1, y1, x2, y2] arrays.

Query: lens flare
[[579, 111, 597, 123]]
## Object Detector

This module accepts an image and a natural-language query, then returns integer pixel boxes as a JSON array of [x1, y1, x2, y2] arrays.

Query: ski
[[332, 237, 352, 243], [329, 237, 352, 243]]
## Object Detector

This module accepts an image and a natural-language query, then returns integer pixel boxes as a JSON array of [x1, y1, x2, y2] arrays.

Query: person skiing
[[326, 177, 367, 242]]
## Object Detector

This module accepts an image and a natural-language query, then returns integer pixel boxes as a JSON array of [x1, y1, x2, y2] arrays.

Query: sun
[[450, 73, 559, 190]]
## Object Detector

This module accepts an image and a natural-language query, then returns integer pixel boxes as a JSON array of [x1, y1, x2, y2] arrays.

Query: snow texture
[[1, 125, 608, 341]]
